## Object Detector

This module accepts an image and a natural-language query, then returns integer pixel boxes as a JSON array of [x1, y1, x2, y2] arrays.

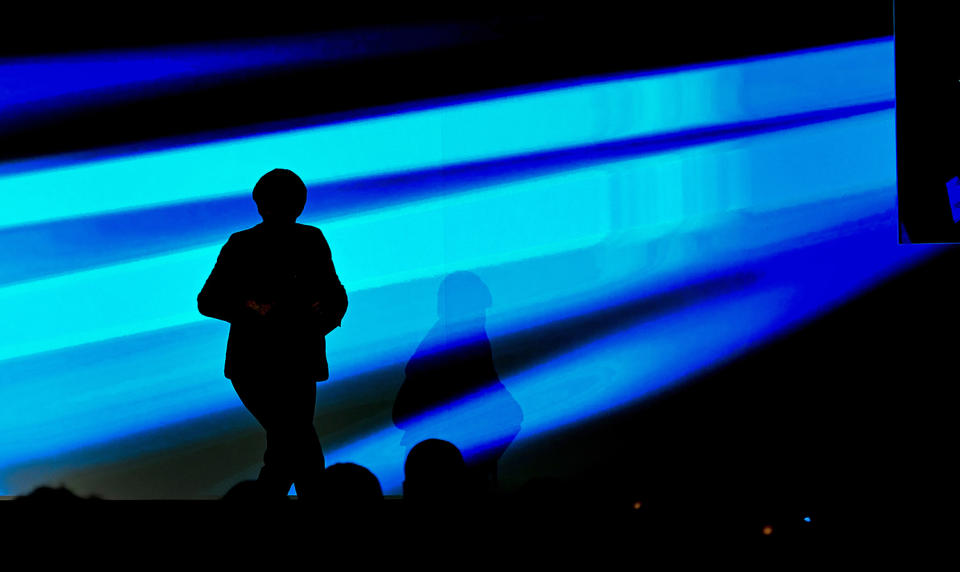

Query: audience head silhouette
[[15, 484, 96, 503], [403, 439, 469, 506], [320, 463, 384, 511], [252, 168, 308, 223], [437, 271, 492, 324]]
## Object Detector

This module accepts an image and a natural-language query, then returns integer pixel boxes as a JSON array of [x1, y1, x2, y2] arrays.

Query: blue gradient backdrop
[[0, 36, 936, 497]]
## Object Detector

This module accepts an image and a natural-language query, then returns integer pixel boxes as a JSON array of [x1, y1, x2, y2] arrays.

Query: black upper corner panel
[[0, 5, 894, 163]]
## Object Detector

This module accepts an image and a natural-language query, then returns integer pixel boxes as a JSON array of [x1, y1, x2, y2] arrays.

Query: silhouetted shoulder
[[294, 223, 333, 253], [226, 223, 331, 255], [294, 222, 322, 232], [226, 226, 259, 242], [215, 228, 255, 255], [293, 222, 327, 238]]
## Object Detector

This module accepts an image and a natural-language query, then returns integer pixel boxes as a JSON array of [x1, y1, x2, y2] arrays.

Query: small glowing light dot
[[803, 516, 811, 523], [762, 526, 773, 536], [633, 501, 643, 510]]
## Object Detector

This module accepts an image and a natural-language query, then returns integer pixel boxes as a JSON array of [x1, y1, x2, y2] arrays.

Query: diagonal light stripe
[[0, 111, 895, 363], [0, 37, 919, 498], [0, 188, 928, 480], [0, 38, 893, 231], [0, 143, 902, 473], [0, 22, 500, 112]]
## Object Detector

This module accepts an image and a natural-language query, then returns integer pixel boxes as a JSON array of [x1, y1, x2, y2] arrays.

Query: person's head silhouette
[[403, 439, 469, 507], [320, 463, 384, 512], [436, 271, 492, 324], [252, 168, 308, 224]]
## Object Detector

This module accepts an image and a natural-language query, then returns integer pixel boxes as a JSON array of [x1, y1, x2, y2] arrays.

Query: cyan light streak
[[0, 166, 610, 362], [0, 99, 895, 291], [0, 38, 892, 230], [0, 187, 904, 469], [0, 108, 901, 466], [0, 110, 894, 362], [0, 37, 931, 498]]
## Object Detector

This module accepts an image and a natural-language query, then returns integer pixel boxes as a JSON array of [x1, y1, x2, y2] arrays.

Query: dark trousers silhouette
[[232, 377, 325, 499]]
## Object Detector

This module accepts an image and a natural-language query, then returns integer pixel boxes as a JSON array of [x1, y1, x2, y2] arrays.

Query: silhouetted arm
[[311, 231, 348, 335], [198, 236, 251, 324]]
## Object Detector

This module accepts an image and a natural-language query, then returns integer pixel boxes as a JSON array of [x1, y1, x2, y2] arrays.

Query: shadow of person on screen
[[198, 169, 348, 502], [392, 272, 522, 497]]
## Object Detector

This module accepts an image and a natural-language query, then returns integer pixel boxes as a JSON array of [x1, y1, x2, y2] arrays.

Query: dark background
[[896, 4, 960, 242], [6, 2, 946, 537]]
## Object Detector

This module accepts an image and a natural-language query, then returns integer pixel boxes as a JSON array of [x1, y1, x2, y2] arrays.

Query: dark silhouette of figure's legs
[[232, 377, 324, 500]]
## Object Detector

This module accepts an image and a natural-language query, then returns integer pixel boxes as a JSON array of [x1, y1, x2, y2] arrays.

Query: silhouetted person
[[319, 463, 383, 514], [392, 273, 522, 495], [198, 168, 348, 501], [402, 439, 469, 509]]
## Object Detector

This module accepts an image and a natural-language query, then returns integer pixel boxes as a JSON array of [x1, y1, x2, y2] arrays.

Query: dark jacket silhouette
[[197, 168, 347, 499], [198, 221, 347, 381]]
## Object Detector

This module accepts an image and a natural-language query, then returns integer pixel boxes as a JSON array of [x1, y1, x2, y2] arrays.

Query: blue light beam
[[0, 39, 893, 231]]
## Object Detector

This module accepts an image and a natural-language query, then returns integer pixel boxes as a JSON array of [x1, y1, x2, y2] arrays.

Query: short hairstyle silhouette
[[403, 439, 468, 504], [252, 168, 308, 221], [321, 463, 383, 510], [436, 271, 492, 321]]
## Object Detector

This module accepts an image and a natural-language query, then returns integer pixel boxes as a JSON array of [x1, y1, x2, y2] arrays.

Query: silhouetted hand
[[246, 299, 272, 317], [244, 298, 335, 332]]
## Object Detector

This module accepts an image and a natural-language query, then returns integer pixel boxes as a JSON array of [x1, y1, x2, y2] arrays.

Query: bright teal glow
[[0, 39, 893, 230], [0, 111, 896, 362], [0, 37, 932, 499]]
